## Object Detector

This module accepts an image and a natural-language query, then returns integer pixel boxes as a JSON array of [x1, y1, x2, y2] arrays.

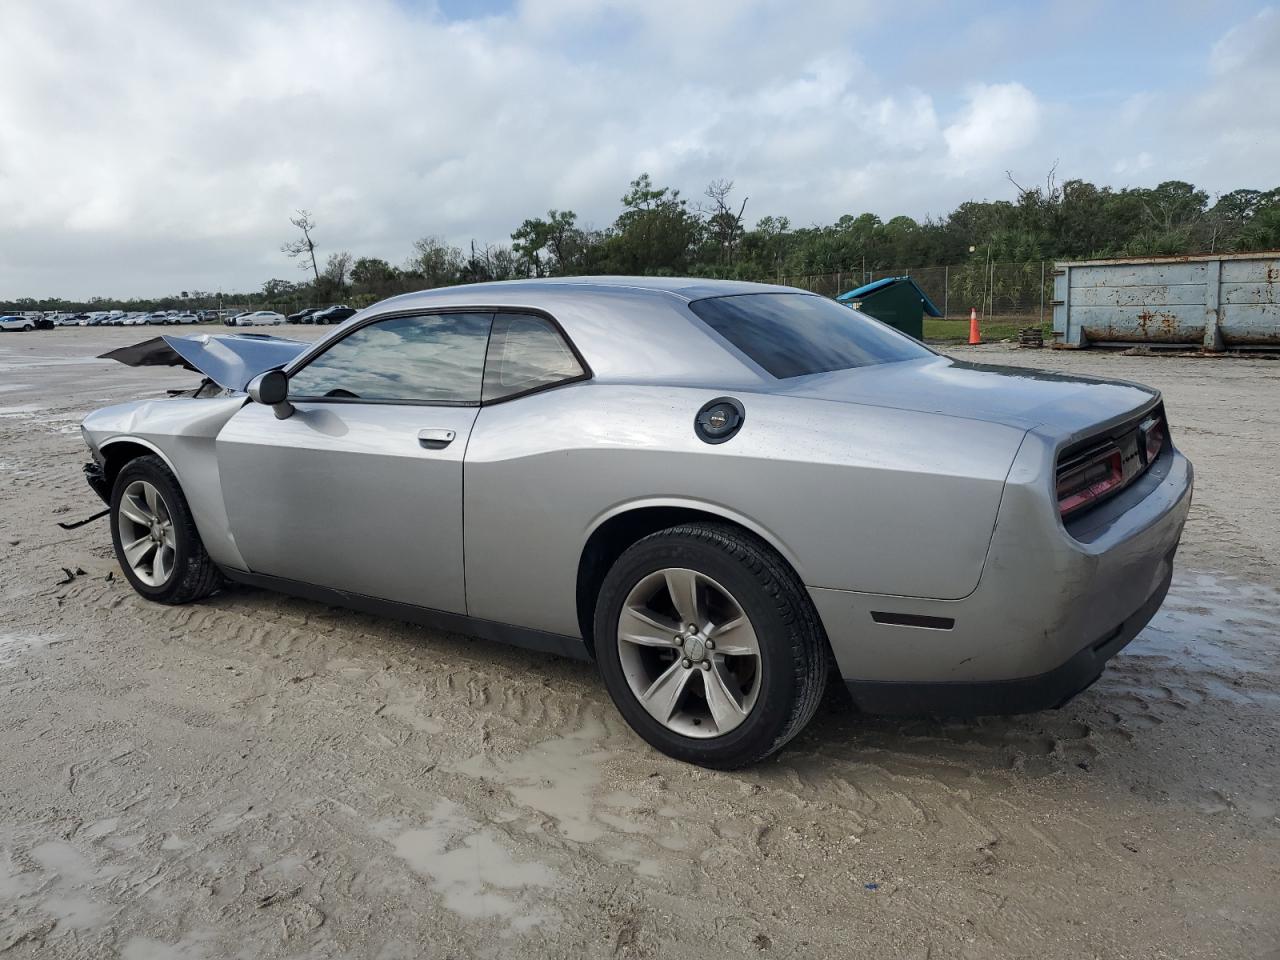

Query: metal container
[[836, 276, 942, 340], [1053, 252, 1280, 351]]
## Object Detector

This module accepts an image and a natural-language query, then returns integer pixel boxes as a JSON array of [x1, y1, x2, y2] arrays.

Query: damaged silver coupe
[[81, 278, 1193, 767]]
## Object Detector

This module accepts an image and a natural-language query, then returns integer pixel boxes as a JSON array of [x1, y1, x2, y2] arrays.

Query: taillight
[[1057, 446, 1124, 517], [1140, 416, 1164, 463]]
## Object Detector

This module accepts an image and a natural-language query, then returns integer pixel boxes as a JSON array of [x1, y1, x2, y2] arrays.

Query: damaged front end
[[84, 460, 110, 504], [79, 334, 309, 543], [99, 333, 309, 392]]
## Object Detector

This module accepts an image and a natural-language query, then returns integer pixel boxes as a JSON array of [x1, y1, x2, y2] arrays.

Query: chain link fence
[[206, 261, 1057, 333], [774, 260, 1055, 325]]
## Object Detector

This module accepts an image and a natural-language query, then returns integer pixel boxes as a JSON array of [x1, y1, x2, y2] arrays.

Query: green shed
[[836, 276, 942, 340]]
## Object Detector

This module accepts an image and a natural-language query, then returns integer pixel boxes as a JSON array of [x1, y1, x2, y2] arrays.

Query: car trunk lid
[[774, 355, 1159, 435]]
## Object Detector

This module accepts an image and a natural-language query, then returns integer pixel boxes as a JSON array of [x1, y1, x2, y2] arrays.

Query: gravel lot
[[1, 327, 1278, 959]]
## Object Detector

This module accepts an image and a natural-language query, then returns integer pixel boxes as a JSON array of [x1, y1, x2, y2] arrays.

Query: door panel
[[216, 401, 477, 613]]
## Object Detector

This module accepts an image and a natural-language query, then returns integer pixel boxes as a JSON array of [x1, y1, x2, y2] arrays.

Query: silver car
[[81, 278, 1193, 767]]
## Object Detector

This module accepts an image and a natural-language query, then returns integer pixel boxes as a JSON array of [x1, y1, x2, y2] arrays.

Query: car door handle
[[418, 428, 456, 449]]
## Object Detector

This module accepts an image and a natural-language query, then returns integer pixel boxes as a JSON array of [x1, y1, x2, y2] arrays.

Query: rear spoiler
[[100, 334, 309, 392]]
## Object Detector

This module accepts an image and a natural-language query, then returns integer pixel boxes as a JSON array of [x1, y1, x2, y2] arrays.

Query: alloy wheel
[[117, 480, 177, 587], [616, 568, 762, 738]]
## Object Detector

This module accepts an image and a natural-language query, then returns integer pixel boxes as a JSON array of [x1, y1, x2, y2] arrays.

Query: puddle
[[1127, 572, 1280, 686], [30, 840, 96, 877], [0, 856, 39, 900], [449, 722, 681, 878], [0, 829, 126, 941], [40, 893, 105, 930], [387, 800, 557, 931], [454, 719, 609, 843], [0, 633, 60, 667], [599, 841, 667, 879]]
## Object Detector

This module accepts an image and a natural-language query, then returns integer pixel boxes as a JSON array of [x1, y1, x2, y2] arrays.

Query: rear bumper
[[843, 562, 1171, 715], [810, 442, 1192, 713]]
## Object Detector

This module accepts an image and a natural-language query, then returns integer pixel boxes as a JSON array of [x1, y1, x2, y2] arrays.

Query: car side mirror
[[246, 370, 295, 420]]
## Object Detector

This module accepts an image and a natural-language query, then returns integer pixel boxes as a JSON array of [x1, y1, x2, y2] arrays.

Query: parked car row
[[0, 306, 346, 331], [85, 311, 205, 327], [0, 314, 55, 331], [0, 310, 230, 329], [284, 305, 358, 325], [220, 305, 355, 327]]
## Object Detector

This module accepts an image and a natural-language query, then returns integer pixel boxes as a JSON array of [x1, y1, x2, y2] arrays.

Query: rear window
[[688, 293, 931, 379], [483, 312, 585, 402]]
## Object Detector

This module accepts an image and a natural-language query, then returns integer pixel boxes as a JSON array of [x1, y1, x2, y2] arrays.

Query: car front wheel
[[595, 522, 828, 769], [110, 455, 222, 604]]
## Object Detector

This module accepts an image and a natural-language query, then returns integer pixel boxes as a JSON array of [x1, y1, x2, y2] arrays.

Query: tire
[[22, 324, 32, 332], [594, 522, 828, 769], [109, 455, 222, 604]]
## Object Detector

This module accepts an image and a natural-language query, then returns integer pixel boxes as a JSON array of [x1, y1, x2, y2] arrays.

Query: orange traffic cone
[[968, 307, 981, 345]]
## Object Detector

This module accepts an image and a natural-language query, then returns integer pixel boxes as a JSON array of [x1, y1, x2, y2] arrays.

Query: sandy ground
[[1, 326, 1278, 959]]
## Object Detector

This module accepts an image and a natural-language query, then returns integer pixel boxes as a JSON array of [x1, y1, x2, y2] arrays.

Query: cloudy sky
[[2, 0, 1277, 298]]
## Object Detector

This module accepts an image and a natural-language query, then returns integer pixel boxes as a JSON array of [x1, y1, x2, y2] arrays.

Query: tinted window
[[688, 293, 931, 379], [483, 313, 585, 402], [289, 312, 492, 403]]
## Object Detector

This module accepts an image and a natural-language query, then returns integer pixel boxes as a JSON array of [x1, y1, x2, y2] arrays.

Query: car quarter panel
[[462, 383, 1028, 638], [811, 431, 1193, 686]]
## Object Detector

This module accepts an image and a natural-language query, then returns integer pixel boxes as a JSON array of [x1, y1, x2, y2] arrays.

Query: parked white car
[[0, 315, 37, 332], [236, 311, 286, 327]]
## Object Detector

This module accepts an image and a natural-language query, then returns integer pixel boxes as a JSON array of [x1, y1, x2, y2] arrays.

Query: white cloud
[[1209, 6, 1278, 73], [943, 83, 1041, 171], [0, 1, 1277, 298], [1114, 152, 1155, 176]]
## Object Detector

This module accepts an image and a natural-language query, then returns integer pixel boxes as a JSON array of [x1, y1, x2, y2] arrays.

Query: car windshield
[[689, 292, 931, 379]]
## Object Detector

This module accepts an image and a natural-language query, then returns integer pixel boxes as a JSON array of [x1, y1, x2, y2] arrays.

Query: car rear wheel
[[595, 522, 828, 768], [110, 455, 221, 604]]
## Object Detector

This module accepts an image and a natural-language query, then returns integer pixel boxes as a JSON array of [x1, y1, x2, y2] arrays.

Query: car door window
[[482, 312, 586, 403], [289, 312, 492, 403]]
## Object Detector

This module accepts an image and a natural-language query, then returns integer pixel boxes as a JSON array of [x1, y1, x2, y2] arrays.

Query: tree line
[[7, 170, 1278, 313]]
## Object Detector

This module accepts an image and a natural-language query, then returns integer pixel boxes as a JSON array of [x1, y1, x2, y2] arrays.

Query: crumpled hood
[[775, 356, 1159, 434], [100, 333, 309, 392]]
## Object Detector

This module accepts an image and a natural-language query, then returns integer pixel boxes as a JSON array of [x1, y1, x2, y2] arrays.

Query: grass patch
[[924, 318, 1053, 344]]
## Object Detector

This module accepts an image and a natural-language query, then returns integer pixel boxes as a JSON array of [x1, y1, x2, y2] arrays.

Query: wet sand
[[1, 328, 1278, 958]]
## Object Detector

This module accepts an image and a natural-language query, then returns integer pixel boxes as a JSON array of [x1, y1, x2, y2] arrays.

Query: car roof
[[384, 275, 792, 304], [363, 277, 808, 388]]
